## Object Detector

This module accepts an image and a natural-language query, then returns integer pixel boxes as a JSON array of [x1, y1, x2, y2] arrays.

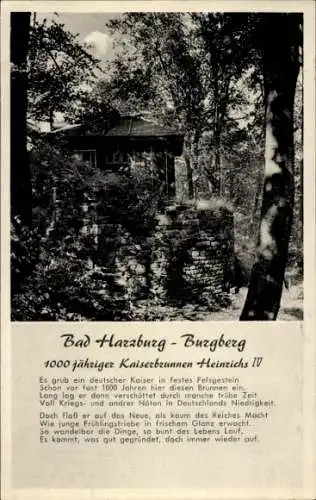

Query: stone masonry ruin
[[51, 117, 236, 313], [88, 200, 235, 309]]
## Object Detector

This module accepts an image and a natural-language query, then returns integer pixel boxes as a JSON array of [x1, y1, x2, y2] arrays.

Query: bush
[[12, 136, 237, 320], [11, 235, 132, 321], [11, 217, 40, 295], [12, 140, 164, 320]]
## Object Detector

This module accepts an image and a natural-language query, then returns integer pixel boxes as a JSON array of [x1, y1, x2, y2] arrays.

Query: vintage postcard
[[1, 1, 315, 499]]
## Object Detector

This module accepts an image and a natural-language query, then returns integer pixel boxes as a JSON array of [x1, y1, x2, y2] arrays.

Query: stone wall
[[150, 202, 234, 303], [93, 200, 234, 306]]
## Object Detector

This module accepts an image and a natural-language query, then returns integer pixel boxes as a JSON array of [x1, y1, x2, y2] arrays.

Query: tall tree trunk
[[213, 132, 221, 196], [49, 108, 54, 131], [299, 159, 303, 245], [190, 131, 201, 199], [11, 12, 32, 227], [249, 163, 264, 238], [183, 135, 194, 199], [212, 76, 221, 196], [216, 73, 231, 197], [240, 14, 301, 320]]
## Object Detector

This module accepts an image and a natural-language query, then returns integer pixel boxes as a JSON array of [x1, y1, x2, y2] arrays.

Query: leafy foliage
[[103, 13, 263, 196], [27, 15, 100, 124], [12, 234, 130, 321], [12, 137, 167, 320]]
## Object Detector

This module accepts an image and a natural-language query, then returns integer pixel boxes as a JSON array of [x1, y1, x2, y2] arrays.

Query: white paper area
[[9, 321, 306, 496]]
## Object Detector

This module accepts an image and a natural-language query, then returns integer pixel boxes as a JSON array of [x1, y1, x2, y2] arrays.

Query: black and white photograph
[[10, 11, 303, 321], [3, 4, 316, 498]]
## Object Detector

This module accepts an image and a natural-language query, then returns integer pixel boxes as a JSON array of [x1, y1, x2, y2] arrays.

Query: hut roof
[[49, 116, 182, 138], [105, 117, 182, 138]]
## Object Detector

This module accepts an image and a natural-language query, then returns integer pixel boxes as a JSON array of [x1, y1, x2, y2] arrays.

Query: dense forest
[[11, 12, 303, 321]]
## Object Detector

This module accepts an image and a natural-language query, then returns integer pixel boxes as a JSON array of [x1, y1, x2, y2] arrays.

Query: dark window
[[73, 150, 96, 168]]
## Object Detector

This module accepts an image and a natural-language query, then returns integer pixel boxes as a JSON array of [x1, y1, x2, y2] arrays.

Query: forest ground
[[134, 281, 304, 321], [208, 282, 303, 321]]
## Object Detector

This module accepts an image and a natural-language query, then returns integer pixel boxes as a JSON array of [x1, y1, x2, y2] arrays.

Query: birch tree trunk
[[240, 14, 301, 320]]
